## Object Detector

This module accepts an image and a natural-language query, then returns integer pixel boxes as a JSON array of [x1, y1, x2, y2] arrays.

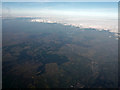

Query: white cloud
[[29, 16, 118, 33]]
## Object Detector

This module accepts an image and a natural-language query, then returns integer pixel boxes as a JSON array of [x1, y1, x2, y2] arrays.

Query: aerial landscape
[[2, 2, 118, 88]]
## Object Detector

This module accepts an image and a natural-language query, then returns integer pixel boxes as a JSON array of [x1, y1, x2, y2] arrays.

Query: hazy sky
[[2, 2, 118, 19]]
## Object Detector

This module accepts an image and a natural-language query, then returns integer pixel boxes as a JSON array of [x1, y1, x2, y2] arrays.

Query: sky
[[2, 0, 120, 2], [2, 2, 118, 33], [2, 2, 118, 19]]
